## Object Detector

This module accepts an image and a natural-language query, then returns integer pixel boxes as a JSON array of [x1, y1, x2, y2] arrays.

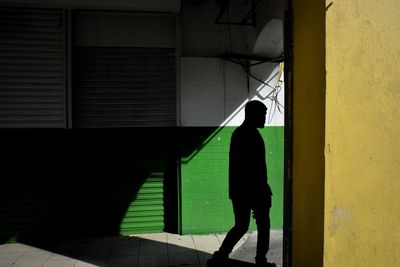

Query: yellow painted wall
[[292, 0, 400, 266], [291, 0, 325, 266], [325, 0, 400, 266]]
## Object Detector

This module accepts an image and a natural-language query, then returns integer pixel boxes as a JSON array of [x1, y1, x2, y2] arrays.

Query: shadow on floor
[[0, 234, 280, 267], [6, 235, 264, 267]]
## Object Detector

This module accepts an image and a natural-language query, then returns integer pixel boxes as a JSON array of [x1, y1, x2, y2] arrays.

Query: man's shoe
[[207, 251, 229, 267]]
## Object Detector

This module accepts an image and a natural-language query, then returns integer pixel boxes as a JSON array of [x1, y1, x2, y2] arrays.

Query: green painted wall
[[180, 126, 284, 234]]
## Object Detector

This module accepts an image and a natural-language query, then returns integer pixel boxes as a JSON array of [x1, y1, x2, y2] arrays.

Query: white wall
[[180, 57, 284, 127], [249, 61, 285, 126], [180, 58, 235, 126]]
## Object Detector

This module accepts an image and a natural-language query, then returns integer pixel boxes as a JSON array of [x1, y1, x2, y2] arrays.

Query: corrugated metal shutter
[[111, 172, 165, 235], [71, 128, 177, 236], [72, 47, 176, 127], [72, 46, 176, 234], [0, 8, 65, 128]]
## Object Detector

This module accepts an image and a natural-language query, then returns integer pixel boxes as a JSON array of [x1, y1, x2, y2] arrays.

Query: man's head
[[244, 100, 267, 128]]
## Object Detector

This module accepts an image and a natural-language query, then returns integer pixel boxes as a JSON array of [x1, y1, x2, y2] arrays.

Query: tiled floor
[[0, 231, 282, 267]]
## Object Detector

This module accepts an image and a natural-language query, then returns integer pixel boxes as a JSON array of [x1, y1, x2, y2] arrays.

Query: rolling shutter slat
[[72, 47, 176, 128], [0, 8, 65, 128]]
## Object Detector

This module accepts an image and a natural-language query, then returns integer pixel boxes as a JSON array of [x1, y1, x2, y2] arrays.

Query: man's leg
[[253, 196, 272, 264], [215, 199, 251, 258]]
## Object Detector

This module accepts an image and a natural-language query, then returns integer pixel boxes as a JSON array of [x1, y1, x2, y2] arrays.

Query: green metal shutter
[[111, 171, 166, 235], [0, 7, 65, 128], [72, 47, 176, 234], [72, 47, 176, 127]]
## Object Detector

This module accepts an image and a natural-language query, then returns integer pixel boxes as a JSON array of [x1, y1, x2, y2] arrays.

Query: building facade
[[0, 0, 285, 242]]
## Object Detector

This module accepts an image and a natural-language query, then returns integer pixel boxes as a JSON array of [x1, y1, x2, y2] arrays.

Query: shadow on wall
[[0, 128, 178, 243], [179, 127, 221, 164]]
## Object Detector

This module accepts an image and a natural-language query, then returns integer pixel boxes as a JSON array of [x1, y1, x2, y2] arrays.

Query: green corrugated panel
[[123, 215, 164, 222], [119, 174, 165, 235], [120, 223, 164, 235], [125, 204, 163, 212], [127, 199, 163, 207]]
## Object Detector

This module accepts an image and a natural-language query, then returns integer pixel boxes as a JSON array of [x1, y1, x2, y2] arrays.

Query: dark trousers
[[218, 196, 271, 262]]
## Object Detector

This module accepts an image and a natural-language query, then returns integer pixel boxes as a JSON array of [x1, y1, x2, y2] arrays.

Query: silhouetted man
[[211, 100, 275, 267]]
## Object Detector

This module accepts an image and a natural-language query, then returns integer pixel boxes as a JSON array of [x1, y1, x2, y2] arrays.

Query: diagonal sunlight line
[[182, 64, 284, 164]]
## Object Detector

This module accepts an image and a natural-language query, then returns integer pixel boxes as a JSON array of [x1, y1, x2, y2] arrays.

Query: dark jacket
[[228, 124, 272, 201]]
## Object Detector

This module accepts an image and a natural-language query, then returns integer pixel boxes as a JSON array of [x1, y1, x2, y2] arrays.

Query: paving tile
[[71, 237, 116, 252], [234, 234, 250, 251], [216, 234, 226, 245], [110, 246, 139, 257], [106, 255, 138, 267], [168, 245, 199, 266], [215, 233, 250, 252], [42, 257, 77, 267], [78, 245, 111, 258], [139, 237, 167, 256], [113, 236, 140, 247], [71, 237, 114, 259], [137, 252, 168, 267], [0, 245, 8, 252], [13, 259, 47, 267], [137, 234, 168, 266], [0, 251, 25, 265], [140, 233, 166, 243], [18, 249, 52, 261], [13, 249, 51, 267], [192, 235, 220, 253], [46, 253, 75, 261], [51, 245, 81, 259], [166, 233, 196, 249], [110, 237, 140, 257], [167, 234, 198, 266], [88, 237, 117, 248], [0, 263, 13, 267], [230, 230, 283, 267], [197, 251, 213, 267], [0, 244, 30, 253], [74, 260, 99, 267], [76, 255, 107, 266]]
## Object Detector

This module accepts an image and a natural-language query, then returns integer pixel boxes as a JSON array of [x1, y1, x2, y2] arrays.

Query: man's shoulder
[[232, 125, 258, 138]]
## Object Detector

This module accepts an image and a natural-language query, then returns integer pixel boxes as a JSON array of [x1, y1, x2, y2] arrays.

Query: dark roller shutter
[[0, 8, 66, 128], [72, 45, 176, 235], [72, 47, 176, 127], [0, 130, 70, 242]]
